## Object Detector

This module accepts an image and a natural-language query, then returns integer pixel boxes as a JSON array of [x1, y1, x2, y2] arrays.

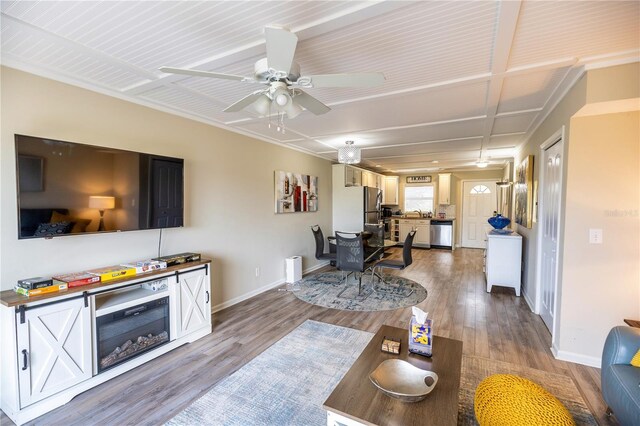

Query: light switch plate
[[589, 229, 603, 244]]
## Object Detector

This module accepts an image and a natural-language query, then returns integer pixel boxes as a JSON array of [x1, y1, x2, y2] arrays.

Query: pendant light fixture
[[338, 140, 361, 164], [476, 159, 488, 168]]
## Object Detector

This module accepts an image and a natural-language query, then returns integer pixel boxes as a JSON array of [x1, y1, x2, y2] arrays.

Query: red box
[[53, 272, 101, 287]]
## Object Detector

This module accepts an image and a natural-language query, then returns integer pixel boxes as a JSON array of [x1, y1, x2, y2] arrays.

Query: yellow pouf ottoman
[[474, 374, 575, 426]]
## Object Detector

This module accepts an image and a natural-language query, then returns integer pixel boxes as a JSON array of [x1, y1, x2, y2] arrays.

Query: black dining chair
[[371, 230, 416, 284], [364, 223, 384, 247], [311, 225, 336, 264], [335, 231, 376, 296]]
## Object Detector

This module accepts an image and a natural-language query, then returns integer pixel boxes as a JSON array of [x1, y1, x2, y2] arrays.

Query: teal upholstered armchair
[[601, 326, 640, 425]]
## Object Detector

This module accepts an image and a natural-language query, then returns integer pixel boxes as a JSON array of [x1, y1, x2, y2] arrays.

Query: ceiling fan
[[159, 26, 385, 119]]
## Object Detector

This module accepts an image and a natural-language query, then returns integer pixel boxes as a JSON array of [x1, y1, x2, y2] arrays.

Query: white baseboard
[[211, 261, 330, 314], [522, 290, 536, 313], [553, 348, 601, 368]]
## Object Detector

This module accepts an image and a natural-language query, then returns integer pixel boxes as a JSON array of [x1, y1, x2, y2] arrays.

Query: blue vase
[[488, 214, 511, 230]]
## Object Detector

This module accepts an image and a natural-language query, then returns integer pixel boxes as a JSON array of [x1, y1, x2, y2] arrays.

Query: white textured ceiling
[[2, 1, 639, 173]]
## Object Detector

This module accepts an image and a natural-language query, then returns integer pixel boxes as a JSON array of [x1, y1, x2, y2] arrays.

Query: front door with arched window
[[461, 181, 497, 248]]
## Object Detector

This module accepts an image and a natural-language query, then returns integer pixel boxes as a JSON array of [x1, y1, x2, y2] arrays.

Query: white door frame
[[460, 178, 499, 248], [535, 126, 565, 348]]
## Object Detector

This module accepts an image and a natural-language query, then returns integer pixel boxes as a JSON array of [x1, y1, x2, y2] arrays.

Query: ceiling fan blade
[[294, 90, 331, 115], [264, 26, 298, 74], [304, 73, 385, 88], [223, 91, 267, 113], [159, 66, 248, 81]]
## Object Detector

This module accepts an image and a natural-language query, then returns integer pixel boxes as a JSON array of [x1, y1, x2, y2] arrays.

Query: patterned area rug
[[293, 271, 427, 311], [165, 320, 373, 426], [458, 355, 597, 425], [167, 321, 596, 426]]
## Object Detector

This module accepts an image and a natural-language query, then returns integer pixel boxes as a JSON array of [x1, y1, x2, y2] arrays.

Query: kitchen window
[[404, 185, 434, 213]]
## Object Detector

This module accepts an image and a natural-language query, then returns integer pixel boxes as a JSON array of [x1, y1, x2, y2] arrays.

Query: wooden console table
[[324, 325, 463, 426], [624, 319, 640, 328], [0, 260, 212, 426]]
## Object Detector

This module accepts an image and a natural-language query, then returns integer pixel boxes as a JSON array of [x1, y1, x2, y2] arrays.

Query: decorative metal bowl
[[488, 214, 511, 230], [369, 359, 438, 402]]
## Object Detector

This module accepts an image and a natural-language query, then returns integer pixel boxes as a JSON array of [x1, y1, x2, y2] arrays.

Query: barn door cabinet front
[[16, 297, 92, 408], [171, 267, 212, 339]]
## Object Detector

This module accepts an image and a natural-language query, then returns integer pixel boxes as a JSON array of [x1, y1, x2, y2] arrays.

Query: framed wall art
[[406, 175, 432, 183], [514, 155, 534, 228], [275, 170, 318, 214]]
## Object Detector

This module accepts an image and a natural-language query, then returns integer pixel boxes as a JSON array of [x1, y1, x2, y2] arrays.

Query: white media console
[[0, 260, 212, 425]]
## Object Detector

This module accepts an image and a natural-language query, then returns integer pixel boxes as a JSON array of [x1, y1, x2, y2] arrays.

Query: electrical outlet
[[589, 229, 603, 244], [255, 267, 260, 277]]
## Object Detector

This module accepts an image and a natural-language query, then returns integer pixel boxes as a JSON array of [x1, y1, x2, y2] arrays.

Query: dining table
[[328, 232, 396, 262]]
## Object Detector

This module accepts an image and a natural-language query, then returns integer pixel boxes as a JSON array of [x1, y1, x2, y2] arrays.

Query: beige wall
[[514, 62, 640, 364], [561, 108, 639, 360], [0, 67, 333, 309]]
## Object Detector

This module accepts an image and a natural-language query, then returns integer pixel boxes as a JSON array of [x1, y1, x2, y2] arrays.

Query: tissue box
[[408, 316, 433, 357]]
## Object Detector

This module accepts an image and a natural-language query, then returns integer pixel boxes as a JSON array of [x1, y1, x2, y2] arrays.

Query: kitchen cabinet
[[383, 176, 399, 205], [362, 171, 382, 189], [345, 166, 362, 187], [362, 171, 373, 187], [398, 220, 413, 243], [16, 297, 92, 407], [413, 220, 430, 247], [172, 267, 211, 339], [485, 232, 522, 296], [438, 173, 452, 205]]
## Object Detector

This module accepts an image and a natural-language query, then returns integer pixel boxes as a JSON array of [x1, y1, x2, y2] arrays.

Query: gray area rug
[[165, 320, 373, 426], [168, 321, 597, 426], [293, 271, 427, 311]]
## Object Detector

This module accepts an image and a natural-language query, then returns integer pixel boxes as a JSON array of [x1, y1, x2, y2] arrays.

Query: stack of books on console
[[120, 259, 167, 274], [14, 277, 68, 297], [153, 252, 201, 266], [53, 272, 101, 288], [86, 265, 136, 283], [14, 253, 200, 297]]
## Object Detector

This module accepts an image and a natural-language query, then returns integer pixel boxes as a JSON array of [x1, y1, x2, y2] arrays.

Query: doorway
[[149, 157, 184, 228], [461, 180, 497, 249], [537, 129, 564, 334]]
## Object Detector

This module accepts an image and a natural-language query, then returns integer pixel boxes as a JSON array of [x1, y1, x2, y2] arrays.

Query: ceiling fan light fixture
[[476, 159, 489, 168], [275, 92, 290, 106], [285, 101, 303, 119], [251, 94, 272, 116], [338, 140, 361, 164]]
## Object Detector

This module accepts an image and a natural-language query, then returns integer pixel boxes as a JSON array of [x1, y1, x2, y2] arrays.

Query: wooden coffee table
[[324, 325, 463, 426]]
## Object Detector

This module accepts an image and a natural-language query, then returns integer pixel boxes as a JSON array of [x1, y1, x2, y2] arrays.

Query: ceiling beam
[[480, 0, 522, 160], [122, 1, 412, 95], [0, 13, 157, 82]]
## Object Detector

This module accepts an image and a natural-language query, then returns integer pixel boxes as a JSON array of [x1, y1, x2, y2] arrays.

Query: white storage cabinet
[[172, 268, 212, 339], [484, 232, 522, 296], [1, 261, 212, 426], [17, 298, 92, 407]]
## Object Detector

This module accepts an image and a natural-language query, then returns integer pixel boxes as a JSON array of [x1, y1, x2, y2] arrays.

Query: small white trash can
[[285, 256, 302, 283]]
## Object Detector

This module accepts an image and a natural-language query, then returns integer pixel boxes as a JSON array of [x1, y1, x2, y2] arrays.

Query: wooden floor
[[2, 248, 614, 425]]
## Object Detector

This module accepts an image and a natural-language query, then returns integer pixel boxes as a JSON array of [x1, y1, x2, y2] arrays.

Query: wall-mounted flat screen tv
[[15, 134, 184, 239]]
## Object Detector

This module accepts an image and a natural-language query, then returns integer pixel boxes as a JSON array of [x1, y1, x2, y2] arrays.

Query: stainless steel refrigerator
[[332, 185, 382, 234], [363, 186, 382, 225]]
